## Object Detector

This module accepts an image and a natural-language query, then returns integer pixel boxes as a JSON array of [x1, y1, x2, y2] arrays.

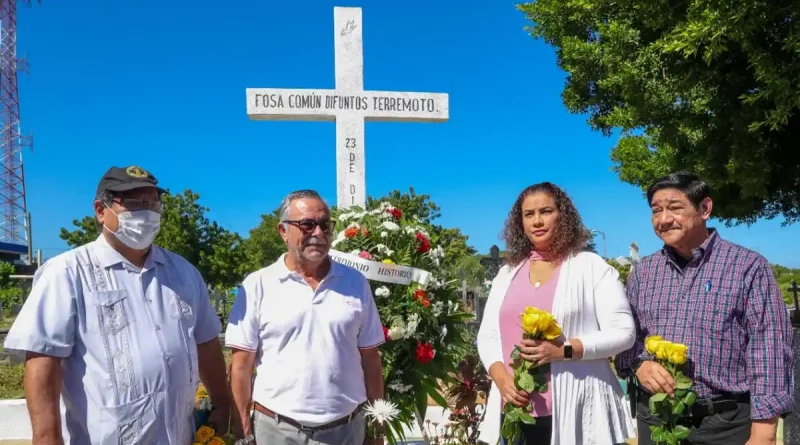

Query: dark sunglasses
[[282, 218, 336, 233]]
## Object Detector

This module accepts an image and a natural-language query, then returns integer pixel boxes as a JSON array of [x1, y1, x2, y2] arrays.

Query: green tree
[[518, 0, 800, 225], [606, 258, 631, 286], [59, 216, 101, 247], [365, 187, 441, 224], [772, 264, 800, 305], [240, 209, 287, 274]]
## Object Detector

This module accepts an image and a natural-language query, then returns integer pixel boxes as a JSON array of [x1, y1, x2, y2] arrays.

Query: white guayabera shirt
[[3, 235, 221, 445]]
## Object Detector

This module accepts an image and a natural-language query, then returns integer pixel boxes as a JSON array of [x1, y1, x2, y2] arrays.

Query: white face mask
[[104, 209, 161, 250]]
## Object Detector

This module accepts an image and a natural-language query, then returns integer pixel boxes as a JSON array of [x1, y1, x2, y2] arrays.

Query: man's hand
[[746, 418, 778, 445], [636, 360, 675, 396], [207, 406, 231, 437]]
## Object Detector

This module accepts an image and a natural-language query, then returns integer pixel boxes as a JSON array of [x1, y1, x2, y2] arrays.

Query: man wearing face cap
[[4, 165, 231, 444]]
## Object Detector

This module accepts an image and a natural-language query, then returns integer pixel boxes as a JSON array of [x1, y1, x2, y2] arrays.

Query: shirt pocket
[[86, 290, 142, 398], [87, 290, 134, 335], [98, 391, 159, 445], [700, 287, 743, 339]]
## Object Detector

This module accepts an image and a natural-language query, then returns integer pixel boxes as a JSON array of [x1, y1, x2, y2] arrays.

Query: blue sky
[[16, 0, 800, 268]]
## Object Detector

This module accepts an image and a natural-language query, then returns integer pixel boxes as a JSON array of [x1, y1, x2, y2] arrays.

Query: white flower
[[388, 382, 414, 393], [364, 399, 400, 424], [380, 231, 388, 238], [405, 314, 420, 337], [375, 244, 395, 256], [347, 222, 361, 230], [432, 301, 444, 317], [440, 325, 448, 341], [349, 249, 361, 256], [331, 230, 347, 247], [375, 286, 390, 298], [447, 300, 459, 314], [388, 325, 406, 340], [380, 221, 400, 231]]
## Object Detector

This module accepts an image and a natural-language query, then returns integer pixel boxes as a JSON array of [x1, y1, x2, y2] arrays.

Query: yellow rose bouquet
[[643, 335, 696, 444], [499, 306, 563, 443], [193, 384, 236, 445]]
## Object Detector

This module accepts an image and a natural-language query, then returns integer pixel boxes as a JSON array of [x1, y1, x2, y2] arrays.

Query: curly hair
[[502, 182, 591, 266]]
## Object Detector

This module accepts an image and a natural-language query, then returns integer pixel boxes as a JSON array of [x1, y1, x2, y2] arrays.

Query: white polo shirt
[[225, 254, 385, 426]]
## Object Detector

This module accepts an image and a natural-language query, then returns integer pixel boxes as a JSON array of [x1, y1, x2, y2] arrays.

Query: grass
[[0, 315, 14, 330], [0, 363, 24, 399]]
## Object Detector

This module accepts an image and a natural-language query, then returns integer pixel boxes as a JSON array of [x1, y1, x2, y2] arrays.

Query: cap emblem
[[126, 166, 149, 178]]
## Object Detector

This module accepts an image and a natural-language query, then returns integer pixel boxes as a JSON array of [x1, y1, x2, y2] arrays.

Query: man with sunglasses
[[226, 189, 386, 445], [4, 165, 231, 444]]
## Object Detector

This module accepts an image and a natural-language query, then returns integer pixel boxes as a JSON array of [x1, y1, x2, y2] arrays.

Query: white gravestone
[[246, 6, 449, 209]]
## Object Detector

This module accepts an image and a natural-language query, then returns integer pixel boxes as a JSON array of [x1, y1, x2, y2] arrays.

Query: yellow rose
[[644, 335, 663, 355], [521, 312, 541, 335], [668, 343, 688, 365], [543, 323, 562, 341], [209, 437, 227, 445], [655, 342, 671, 361], [382, 259, 395, 264], [195, 425, 215, 443]]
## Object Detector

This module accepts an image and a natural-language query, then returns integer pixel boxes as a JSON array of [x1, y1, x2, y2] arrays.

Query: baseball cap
[[96, 165, 166, 197]]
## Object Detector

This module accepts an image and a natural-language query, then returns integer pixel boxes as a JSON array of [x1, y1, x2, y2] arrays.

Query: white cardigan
[[477, 251, 637, 445]]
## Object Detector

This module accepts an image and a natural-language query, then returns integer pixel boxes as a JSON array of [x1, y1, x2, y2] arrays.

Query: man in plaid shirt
[[615, 172, 794, 444]]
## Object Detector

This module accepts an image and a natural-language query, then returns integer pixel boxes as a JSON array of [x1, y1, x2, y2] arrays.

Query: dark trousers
[[502, 415, 552, 445], [636, 399, 752, 445]]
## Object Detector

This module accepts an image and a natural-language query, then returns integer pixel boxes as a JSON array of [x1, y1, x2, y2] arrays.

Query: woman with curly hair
[[477, 182, 636, 445]]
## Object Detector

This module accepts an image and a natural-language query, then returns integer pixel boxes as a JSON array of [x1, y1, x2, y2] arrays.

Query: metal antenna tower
[[0, 0, 38, 261]]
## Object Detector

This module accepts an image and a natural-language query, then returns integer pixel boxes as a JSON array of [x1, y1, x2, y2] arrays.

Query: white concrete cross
[[246, 6, 450, 209]]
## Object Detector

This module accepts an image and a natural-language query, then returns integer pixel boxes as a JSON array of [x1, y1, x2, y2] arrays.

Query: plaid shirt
[[614, 229, 795, 420]]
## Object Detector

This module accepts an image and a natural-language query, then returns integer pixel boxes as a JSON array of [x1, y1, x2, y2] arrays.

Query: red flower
[[415, 341, 435, 364], [383, 326, 390, 342], [388, 208, 403, 220], [416, 232, 431, 253], [362, 228, 370, 237], [413, 289, 430, 307], [344, 227, 359, 238]]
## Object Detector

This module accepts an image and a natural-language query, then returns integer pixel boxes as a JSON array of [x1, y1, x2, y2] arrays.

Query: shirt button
[[155, 325, 161, 330]]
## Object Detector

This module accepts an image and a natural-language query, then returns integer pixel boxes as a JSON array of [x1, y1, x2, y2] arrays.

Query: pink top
[[498, 251, 561, 417]]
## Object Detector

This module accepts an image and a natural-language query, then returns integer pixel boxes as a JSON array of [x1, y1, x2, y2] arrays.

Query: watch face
[[564, 345, 573, 358]]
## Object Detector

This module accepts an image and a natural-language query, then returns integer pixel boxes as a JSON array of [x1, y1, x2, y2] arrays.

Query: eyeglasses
[[282, 218, 336, 234], [111, 197, 164, 213]]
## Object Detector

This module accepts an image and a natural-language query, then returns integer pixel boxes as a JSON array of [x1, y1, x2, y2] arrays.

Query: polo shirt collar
[[276, 253, 343, 282], [661, 228, 719, 264], [92, 234, 166, 270]]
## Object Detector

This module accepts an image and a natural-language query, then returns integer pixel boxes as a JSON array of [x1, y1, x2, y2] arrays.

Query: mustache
[[304, 236, 328, 246]]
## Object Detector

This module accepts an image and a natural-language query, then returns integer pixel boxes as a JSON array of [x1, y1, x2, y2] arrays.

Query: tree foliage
[[772, 264, 800, 305], [518, 0, 800, 225]]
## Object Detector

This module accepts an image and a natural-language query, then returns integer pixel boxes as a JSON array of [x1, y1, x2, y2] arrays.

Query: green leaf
[[650, 392, 667, 402], [538, 383, 548, 393], [683, 391, 697, 406], [650, 427, 665, 443], [671, 401, 685, 415], [675, 374, 692, 390], [665, 430, 677, 445], [517, 372, 536, 393], [673, 425, 690, 440], [518, 412, 537, 425], [423, 382, 448, 408]]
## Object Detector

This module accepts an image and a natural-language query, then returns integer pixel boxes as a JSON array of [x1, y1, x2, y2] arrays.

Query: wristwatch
[[235, 435, 255, 445], [563, 340, 573, 361]]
